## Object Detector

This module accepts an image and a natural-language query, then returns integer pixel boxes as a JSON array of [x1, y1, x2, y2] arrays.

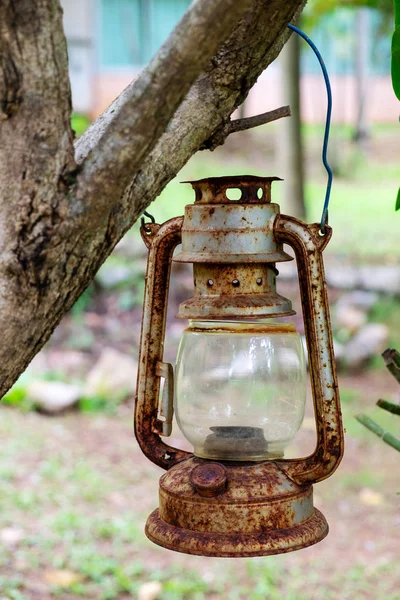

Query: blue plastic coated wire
[[288, 23, 332, 233], [142, 24, 333, 232]]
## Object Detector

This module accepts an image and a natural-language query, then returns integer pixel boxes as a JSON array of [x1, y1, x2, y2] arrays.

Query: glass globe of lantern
[[175, 320, 306, 461]]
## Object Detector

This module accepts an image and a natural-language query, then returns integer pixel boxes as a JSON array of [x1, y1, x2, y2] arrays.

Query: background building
[[61, 1, 399, 124]]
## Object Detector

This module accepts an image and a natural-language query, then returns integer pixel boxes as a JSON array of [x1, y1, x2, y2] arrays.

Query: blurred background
[[1, 1, 400, 599]]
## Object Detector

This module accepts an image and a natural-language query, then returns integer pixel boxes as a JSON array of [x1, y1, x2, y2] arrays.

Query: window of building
[[99, 0, 191, 68]]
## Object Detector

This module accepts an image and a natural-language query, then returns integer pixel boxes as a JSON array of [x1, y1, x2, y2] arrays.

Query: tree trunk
[[278, 31, 306, 220], [353, 7, 370, 144], [0, 0, 306, 398]]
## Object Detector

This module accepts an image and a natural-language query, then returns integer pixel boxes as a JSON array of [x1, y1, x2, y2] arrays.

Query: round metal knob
[[190, 463, 227, 497]]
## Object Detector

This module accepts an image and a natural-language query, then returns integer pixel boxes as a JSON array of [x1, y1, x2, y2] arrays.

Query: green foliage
[[70, 284, 95, 318], [161, 571, 209, 600], [71, 113, 91, 137], [369, 297, 400, 349], [78, 394, 120, 414], [391, 22, 400, 99], [340, 388, 360, 403], [2, 375, 127, 415], [2, 382, 34, 412], [396, 186, 400, 209], [0, 576, 27, 600], [336, 466, 384, 489], [304, 0, 393, 27], [117, 286, 145, 311], [395, 0, 400, 26], [66, 326, 96, 350]]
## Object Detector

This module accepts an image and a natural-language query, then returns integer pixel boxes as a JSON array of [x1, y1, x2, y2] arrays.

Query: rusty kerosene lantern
[[135, 173, 343, 557]]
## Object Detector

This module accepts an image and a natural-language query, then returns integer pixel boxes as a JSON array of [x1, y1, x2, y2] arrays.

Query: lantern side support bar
[[274, 215, 344, 485], [135, 217, 192, 470]]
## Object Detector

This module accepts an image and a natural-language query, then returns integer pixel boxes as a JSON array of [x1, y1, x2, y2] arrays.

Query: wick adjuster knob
[[190, 463, 227, 497]]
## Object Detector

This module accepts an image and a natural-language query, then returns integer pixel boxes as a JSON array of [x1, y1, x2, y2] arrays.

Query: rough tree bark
[[279, 32, 306, 220], [0, 0, 306, 397]]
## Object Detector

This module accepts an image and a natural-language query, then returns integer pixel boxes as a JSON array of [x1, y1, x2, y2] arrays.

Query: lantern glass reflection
[[175, 321, 306, 461]]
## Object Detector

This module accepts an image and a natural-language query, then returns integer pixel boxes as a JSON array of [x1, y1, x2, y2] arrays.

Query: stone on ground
[[27, 381, 82, 414]]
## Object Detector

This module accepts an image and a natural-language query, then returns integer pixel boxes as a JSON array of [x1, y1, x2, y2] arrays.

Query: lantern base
[[146, 507, 327, 558], [145, 457, 328, 558]]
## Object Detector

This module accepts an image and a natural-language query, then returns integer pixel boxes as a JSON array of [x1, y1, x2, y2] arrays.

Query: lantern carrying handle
[[135, 217, 191, 470], [274, 215, 344, 485]]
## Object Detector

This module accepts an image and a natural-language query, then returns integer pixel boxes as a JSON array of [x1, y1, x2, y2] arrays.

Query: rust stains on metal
[[135, 217, 191, 470], [146, 508, 328, 558], [135, 175, 344, 557], [145, 458, 328, 557], [186, 322, 297, 335], [174, 176, 294, 319], [274, 215, 344, 485], [189, 462, 227, 497], [181, 175, 282, 204]]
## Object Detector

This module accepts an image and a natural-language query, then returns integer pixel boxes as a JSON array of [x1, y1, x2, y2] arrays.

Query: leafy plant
[[356, 348, 400, 451], [392, 0, 400, 98], [392, 0, 400, 209]]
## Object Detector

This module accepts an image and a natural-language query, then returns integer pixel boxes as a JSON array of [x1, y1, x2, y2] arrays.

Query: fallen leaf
[[138, 581, 162, 600], [43, 569, 83, 588], [359, 488, 384, 506], [0, 527, 24, 545]]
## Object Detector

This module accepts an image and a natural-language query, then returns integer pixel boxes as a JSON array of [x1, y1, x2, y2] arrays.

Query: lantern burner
[[203, 426, 272, 461]]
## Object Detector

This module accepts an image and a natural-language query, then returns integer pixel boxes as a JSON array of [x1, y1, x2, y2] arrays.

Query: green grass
[[340, 389, 400, 441], [1, 125, 400, 599], [1, 404, 399, 599]]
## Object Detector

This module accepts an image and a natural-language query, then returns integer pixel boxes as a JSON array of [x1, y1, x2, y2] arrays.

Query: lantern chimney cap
[[181, 175, 282, 185], [181, 175, 282, 204]]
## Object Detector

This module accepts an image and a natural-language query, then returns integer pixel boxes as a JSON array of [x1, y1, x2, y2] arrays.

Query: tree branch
[[200, 106, 291, 151], [0, 0, 305, 398], [74, 0, 253, 209], [230, 105, 292, 133], [110, 0, 304, 220]]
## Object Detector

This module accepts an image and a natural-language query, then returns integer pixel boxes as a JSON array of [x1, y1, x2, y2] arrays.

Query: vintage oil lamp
[[135, 175, 343, 557]]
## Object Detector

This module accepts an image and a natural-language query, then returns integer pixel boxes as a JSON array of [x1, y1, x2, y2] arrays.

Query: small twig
[[382, 348, 400, 384], [377, 398, 400, 416], [200, 105, 291, 151], [355, 414, 400, 453], [229, 105, 291, 134]]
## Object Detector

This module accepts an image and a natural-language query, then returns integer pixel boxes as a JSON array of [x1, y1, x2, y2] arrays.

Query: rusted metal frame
[[146, 456, 328, 557], [274, 215, 344, 485], [135, 217, 191, 470]]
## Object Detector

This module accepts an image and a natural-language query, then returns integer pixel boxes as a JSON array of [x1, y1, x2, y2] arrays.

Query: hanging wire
[[287, 23, 333, 233], [141, 24, 333, 233], [141, 210, 155, 231]]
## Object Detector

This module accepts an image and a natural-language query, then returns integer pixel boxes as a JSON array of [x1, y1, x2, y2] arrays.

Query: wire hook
[[141, 210, 156, 232], [287, 23, 333, 234]]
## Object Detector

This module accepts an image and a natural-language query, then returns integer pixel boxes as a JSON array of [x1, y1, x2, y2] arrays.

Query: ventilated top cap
[[182, 175, 282, 204]]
